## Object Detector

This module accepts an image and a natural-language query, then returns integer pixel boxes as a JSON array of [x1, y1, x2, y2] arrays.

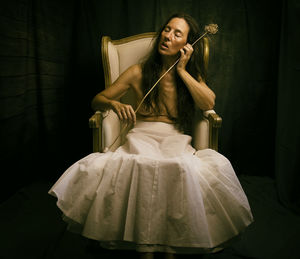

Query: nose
[[164, 31, 172, 41]]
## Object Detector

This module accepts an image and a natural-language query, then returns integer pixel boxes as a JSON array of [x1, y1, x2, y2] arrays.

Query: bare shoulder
[[113, 64, 142, 87], [128, 64, 142, 80], [126, 64, 143, 92]]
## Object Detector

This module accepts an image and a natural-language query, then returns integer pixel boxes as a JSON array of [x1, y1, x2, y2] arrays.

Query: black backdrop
[[0, 0, 299, 213]]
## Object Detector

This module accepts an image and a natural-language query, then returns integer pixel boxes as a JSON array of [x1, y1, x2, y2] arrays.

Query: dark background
[[1, 0, 300, 258]]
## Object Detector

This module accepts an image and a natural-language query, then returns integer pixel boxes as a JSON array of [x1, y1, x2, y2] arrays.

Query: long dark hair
[[141, 13, 205, 135]]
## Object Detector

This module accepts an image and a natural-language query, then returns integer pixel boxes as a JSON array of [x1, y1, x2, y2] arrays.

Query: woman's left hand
[[177, 43, 193, 71]]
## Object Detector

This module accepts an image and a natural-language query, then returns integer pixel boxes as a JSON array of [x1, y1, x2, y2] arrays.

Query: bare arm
[[91, 64, 141, 124], [176, 44, 215, 110]]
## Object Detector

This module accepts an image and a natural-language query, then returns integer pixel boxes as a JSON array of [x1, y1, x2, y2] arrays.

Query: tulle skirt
[[49, 121, 253, 254]]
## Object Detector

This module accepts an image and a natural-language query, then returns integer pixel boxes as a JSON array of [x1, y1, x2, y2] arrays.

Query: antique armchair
[[89, 32, 222, 152]]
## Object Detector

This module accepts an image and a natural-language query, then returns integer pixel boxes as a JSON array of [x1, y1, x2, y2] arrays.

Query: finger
[[182, 46, 188, 54], [124, 105, 135, 124], [121, 108, 128, 120], [116, 110, 123, 121], [124, 107, 133, 123], [128, 106, 136, 124], [184, 45, 193, 54], [180, 48, 185, 57], [112, 101, 124, 121], [182, 48, 191, 58], [186, 43, 193, 49]]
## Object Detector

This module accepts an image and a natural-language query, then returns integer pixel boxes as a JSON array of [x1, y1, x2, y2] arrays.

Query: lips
[[161, 42, 169, 49]]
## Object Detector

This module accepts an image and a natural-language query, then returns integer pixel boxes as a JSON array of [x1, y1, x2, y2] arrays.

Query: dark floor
[[1, 175, 300, 259]]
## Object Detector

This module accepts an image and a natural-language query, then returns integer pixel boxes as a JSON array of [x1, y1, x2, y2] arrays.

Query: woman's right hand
[[110, 100, 136, 125]]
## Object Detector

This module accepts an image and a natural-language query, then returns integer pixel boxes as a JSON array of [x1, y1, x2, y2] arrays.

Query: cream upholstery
[[89, 32, 222, 152], [107, 42, 120, 84]]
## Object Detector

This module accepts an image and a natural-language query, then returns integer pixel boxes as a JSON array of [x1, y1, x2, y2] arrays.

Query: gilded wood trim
[[203, 36, 209, 78], [92, 128, 100, 152], [101, 36, 112, 88], [88, 111, 101, 128], [89, 111, 102, 152], [208, 113, 222, 151], [110, 32, 157, 45]]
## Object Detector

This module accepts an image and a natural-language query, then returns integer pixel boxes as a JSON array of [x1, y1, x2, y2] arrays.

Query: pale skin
[[91, 17, 216, 127]]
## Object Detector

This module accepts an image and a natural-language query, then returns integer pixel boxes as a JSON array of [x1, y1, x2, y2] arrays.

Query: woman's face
[[158, 17, 190, 56]]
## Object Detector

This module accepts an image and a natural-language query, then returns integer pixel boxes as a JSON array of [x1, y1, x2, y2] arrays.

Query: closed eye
[[174, 30, 183, 37], [164, 26, 171, 32]]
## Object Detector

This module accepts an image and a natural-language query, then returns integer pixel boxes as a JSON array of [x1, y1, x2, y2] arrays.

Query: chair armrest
[[193, 109, 222, 151], [204, 110, 222, 151], [89, 111, 102, 152], [89, 110, 121, 152], [89, 111, 102, 128], [101, 110, 122, 152], [203, 110, 222, 128]]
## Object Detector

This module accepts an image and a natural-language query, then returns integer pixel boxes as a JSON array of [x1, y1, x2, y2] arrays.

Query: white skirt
[[49, 121, 253, 254]]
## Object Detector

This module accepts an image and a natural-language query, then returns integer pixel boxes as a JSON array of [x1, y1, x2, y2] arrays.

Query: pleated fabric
[[49, 121, 253, 254]]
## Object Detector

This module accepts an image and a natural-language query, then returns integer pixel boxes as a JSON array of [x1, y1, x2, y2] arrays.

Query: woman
[[49, 13, 253, 259], [92, 13, 214, 135]]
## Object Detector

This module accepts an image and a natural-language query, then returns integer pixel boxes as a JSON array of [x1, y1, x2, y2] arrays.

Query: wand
[[103, 24, 218, 153]]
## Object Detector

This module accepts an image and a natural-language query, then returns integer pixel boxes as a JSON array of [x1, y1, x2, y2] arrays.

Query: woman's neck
[[161, 54, 179, 71]]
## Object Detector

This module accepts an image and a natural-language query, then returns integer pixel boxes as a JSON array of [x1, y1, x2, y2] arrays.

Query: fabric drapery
[[1, 0, 299, 213], [275, 0, 300, 214], [49, 121, 253, 253]]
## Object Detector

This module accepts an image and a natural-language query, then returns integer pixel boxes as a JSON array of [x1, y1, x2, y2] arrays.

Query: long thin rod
[[135, 31, 207, 113], [103, 31, 208, 152]]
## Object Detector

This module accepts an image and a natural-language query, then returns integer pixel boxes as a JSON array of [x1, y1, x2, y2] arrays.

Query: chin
[[158, 47, 167, 55], [158, 48, 176, 57]]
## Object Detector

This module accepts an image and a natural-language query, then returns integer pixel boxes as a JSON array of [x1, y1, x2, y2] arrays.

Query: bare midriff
[[136, 113, 176, 124], [135, 99, 177, 124]]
